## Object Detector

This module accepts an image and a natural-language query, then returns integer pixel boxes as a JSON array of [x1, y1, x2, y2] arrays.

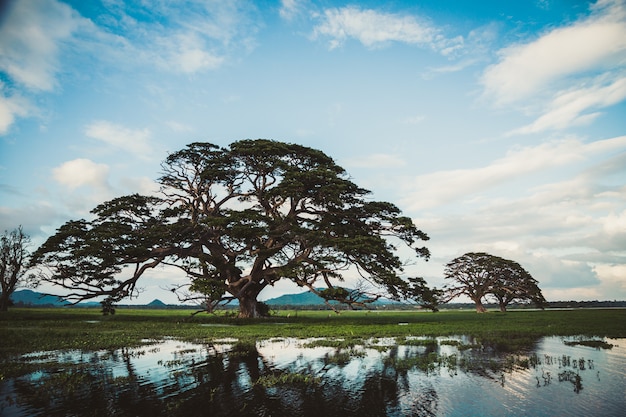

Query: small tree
[[0, 226, 32, 311], [443, 252, 546, 313], [443, 252, 495, 313], [488, 259, 546, 312]]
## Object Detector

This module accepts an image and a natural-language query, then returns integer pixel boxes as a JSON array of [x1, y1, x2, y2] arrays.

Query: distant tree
[[443, 252, 546, 313], [443, 252, 496, 313], [488, 259, 546, 312], [32, 140, 431, 317], [0, 226, 32, 312]]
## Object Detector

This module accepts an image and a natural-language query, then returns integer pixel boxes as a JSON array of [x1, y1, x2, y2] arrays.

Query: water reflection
[[1, 336, 624, 417]]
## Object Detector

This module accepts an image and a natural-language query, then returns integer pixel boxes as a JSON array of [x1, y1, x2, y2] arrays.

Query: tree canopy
[[443, 252, 546, 313], [32, 139, 431, 317]]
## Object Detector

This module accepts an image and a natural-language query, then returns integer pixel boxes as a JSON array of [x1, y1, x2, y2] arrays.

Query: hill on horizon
[[263, 291, 327, 306], [9, 289, 69, 306], [147, 299, 167, 307], [262, 289, 393, 306]]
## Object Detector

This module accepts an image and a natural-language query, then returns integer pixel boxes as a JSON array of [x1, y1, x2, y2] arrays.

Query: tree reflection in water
[[2, 336, 623, 417], [4, 339, 437, 417]]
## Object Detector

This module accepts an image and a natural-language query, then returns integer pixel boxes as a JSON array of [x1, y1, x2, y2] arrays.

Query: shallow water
[[1, 336, 624, 416]]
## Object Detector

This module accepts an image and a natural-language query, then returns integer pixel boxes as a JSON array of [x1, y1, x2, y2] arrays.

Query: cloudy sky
[[1, 0, 625, 304]]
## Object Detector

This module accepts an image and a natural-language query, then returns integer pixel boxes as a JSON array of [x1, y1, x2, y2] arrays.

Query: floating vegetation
[[302, 338, 361, 349], [254, 371, 321, 388], [401, 337, 438, 348], [564, 339, 614, 350], [323, 348, 366, 365], [384, 351, 443, 374], [440, 339, 482, 351], [440, 339, 461, 346], [229, 340, 257, 356], [158, 358, 187, 368]]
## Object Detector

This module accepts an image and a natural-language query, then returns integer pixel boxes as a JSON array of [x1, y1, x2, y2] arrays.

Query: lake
[[1, 335, 624, 416]]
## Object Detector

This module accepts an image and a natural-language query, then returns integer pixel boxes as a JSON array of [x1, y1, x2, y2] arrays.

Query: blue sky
[[1, 0, 625, 304]]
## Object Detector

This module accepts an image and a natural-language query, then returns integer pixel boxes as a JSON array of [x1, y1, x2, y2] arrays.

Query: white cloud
[[0, 87, 29, 135], [0, 0, 259, 135], [85, 120, 153, 156], [496, 251, 599, 290], [405, 139, 626, 274], [0, 0, 84, 91], [279, 0, 304, 21], [602, 209, 626, 236], [52, 158, 111, 190], [312, 6, 462, 53], [410, 191, 622, 301], [118, 176, 161, 197], [98, 0, 258, 74], [593, 264, 626, 297], [0, 203, 62, 245], [405, 134, 626, 301], [511, 74, 626, 135], [402, 137, 626, 210], [154, 32, 225, 74], [481, 0, 626, 135], [482, 0, 626, 105], [0, 0, 95, 134]]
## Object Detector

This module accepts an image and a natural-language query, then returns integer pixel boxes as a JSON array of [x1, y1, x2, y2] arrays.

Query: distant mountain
[[264, 291, 326, 306], [263, 289, 393, 306], [10, 289, 69, 306], [147, 299, 166, 307]]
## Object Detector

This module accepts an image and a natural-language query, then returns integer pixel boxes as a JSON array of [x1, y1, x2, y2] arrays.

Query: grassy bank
[[2, 308, 625, 359]]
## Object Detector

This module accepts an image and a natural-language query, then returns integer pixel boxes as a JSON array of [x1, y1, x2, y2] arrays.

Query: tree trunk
[[233, 278, 268, 318], [473, 298, 487, 313], [238, 295, 260, 318], [0, 292, 10, 312], [237, 285, 268, 318], [499, 303, 507, 312]]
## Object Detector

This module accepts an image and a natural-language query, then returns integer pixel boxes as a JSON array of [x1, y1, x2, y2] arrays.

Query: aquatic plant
[[254, 371, 321, 388], [303, 338, 362, 349], [400, 337, 438, 348], [558, 370, 583, 393], [563, 339, 613, 349], [323, 348, 366, 365]]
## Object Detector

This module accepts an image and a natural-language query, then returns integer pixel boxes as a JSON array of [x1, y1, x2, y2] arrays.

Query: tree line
[[2, 139, 546, 316]]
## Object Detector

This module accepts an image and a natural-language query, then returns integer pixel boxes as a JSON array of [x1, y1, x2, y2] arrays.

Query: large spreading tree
[[32, 140, 431, 317], [443, 252, 546, 313]]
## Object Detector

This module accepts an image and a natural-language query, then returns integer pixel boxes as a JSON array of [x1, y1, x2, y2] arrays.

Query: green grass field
[[2, 307, 625, 360]]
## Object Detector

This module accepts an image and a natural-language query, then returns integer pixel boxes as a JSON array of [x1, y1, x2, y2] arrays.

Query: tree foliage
[[401, 277, 444, 311], [443, 252, 545, 313], [32, 140, 431, 317], [488, 258, 546, 312], [1, 226, 32, 311]]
